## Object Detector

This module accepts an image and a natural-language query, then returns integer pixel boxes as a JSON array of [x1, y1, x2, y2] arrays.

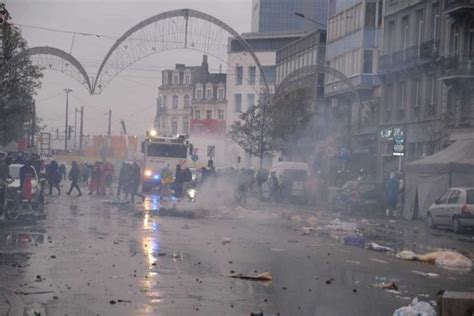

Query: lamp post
[[294, 12, 327, 29], [64, 89, 73, 152]]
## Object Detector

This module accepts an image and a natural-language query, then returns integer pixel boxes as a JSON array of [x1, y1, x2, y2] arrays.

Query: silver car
[[427, 187, 474, 234]]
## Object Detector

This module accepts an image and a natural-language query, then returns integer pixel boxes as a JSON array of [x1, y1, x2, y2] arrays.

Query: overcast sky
[[4, 0, 252, 138]]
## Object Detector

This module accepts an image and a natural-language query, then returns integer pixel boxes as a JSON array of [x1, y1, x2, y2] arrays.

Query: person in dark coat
[[67, 161, 82, 196], [47, 160, 61, 195], [117, 162, 130, 198], [385, 172, 399, 217], [173, 164, 183, 198], [130, 162, 145, 204]]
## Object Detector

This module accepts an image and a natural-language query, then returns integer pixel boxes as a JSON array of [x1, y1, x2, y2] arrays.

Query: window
[[163, 72, 168, 85], [247, 93, 255, 111], [451, 24, 460, 54], [195, 110, 201, 120], [171, 117, 178, 134], [261, 66, 276, 84], [218, 88, 225, 100], [206, 88, 213, 100], [183, 117, 189, 134], [196, 89, 202, 100], [206, 110, 212, 120], [172, 73, 179, 85], [162, 95, 167, 107], [234, 94, 242, 113], [469, 21, 474, 57], [218, 110, 224, 120], [184, 74, 191, 85], [413, 79, 421, 119], [399, 81, 407, 120], [363, 50, 373, 73], [448, 190, 462, 204], [438, 190, 452, 204], [387, 21, 396, 54], [248, 66, 256, 85], [346, 7, 353, 34], [384, 83, 393, 122], [172, 95, 178, 109], [415, 10, 424, 49], [236, 66, 243, 85], [425, 76, 436, 117], [401, 16, 409, 51], [432, 4, 440, 42], [467, 190, 474, 204], [184, 95, 190, 109], [365, 2, 376, 27]]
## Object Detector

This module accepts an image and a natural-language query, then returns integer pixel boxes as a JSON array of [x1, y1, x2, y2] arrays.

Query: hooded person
[[67, 161, 82, 196], [47, 160, 61, 195], [385, 172, 399, 217]]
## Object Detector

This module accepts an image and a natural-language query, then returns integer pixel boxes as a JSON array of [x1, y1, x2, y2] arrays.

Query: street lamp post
[[64, 89, 73, 152], [294, 12, 327, 29]]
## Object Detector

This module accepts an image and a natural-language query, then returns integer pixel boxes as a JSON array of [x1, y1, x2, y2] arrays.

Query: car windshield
[[147, 144, 187, 158]]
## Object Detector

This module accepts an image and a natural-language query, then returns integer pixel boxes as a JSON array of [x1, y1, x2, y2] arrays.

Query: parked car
[[427, 187, 474, 234], [271, 161, 309, 202]]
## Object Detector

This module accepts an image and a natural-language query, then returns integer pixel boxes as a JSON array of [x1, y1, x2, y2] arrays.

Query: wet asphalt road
[[0, 189, 474, 315]]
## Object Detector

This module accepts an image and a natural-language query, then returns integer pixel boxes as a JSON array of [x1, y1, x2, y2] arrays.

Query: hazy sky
[[4, 0, 253, 138]]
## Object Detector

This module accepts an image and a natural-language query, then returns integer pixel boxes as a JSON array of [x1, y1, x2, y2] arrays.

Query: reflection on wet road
[[0, 193, 473, 315]]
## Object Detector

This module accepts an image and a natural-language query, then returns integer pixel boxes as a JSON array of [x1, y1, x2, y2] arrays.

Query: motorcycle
[[0, 178, 22, 221]]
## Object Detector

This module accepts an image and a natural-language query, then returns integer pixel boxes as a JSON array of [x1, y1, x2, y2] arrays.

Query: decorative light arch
[[0, 46, 93, 92]]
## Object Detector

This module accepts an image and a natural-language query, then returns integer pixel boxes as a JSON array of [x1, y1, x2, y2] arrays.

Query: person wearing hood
[[385, 172, 399, 217]]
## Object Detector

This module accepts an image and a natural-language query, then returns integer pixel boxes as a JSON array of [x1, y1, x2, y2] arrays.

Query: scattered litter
[[371, 281, 398, 291], [346, 260, 361, 265], [222, 238, 232, 246], [118, 299, 132, 303], [393, 298, 436, 316], [306, 216, 318, 226], [343, 235, 366, 248], [50, 255, 56, 259], [223, 271, 272, 281], [326, 218, 358, 232], [109, 300, 116, 305], [389, 220, 396, 223], [290, 215, 302, 223], [367, 242, 394, 253], [412, 271, 439, 278], [300, 227, 314, 235], [287, 240, 299, 243], [370, 258, 389, 264], [396, 251, 418, 261], [396, 250, 472, 271], [359, 218, 369, 225]]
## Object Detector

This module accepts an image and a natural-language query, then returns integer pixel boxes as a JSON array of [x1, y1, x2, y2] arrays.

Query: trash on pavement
[[412, 271, 439, 278], [300, 227, 314, 235], [371, 281, 398, 291], [393, 298, 436, 316], [343, 235, 366, 248], [326, 218, 358, 232], [222, 238, 232, 245], [306, 216, 318, 226], [290, 215, 302, 223], [370, 258, 388, 264], [223, 271, 272, 281], [367, 242, 394, 253], [434, 251, 472, 271], [346, 260, 361, 265], [396, 250, 472, 271]]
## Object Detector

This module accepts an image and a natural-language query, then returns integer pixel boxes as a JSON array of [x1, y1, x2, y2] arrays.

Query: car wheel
[[453, 217, 463, 234], [427, 213, 437, 229]]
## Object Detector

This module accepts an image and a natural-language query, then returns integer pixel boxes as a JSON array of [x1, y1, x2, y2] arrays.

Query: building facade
[[251, 0, 328, 33], [324, 0, 384, 177], [226, 32, 304, 168], [154, 56, 209, 136], [190, 73, 227, 166], [378, 0, 474, 175]]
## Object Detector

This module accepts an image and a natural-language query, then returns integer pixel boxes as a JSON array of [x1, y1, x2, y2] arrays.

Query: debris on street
[[393, 298, 436, 316], [411, 271, 439, 278], [396, 250, 472, 271], [367, 242, 394, 253], [223, 271, 273, 281], [343, 235, 366, 248], [371, 281, 398, 291], [222, 238, 232, 245]]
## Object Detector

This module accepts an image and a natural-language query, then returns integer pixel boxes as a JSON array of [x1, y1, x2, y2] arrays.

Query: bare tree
[[418, 113, 453, 152]]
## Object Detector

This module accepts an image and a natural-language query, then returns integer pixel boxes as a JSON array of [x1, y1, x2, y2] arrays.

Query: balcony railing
[[441, 51, 474, 78], [445, 0, 474, 16], [379, 40, 440, 73]]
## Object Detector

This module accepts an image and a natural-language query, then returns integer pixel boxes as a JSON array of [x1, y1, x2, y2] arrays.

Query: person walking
[[67, 161, 82, 196], [130, 162, 145, 204], [104, 162, 114, 195], [59, 163, 67, 181], [117, 162, 129, 198], [88, 162, 100, 195], [47, 160, 61, 195], [173, 164, 184, 198], [385, 172, 399, 217]]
